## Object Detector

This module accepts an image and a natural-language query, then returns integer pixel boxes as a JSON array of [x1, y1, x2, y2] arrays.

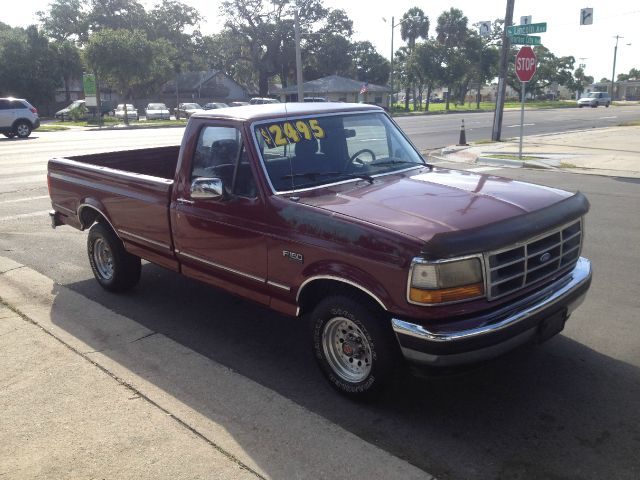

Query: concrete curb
[[0, 256, 433, 480]]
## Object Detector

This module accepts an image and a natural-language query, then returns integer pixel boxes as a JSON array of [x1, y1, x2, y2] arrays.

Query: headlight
[[408, 257, 484, 304]]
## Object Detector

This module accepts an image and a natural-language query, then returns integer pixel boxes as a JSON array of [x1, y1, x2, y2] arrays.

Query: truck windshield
[[253, 112, 426, 192]]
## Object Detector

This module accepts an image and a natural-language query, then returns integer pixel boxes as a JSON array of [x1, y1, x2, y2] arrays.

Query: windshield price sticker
[[258, 119, 326, 149]]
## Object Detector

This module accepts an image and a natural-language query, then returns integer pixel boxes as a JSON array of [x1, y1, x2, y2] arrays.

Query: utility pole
[[389, 16, 395, 110], [294, 10, 304, 102], [491, 0, 515, 141], [610, 35, 623, 100]]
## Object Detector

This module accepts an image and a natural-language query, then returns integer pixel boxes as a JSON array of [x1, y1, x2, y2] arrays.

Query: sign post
[[515, 46, 537, 159]]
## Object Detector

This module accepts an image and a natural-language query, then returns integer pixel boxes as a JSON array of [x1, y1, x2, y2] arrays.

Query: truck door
[[172, 123, 270, 305]]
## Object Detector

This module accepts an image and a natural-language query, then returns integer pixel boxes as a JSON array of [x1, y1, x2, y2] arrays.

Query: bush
[[69, 103, 88, 121]]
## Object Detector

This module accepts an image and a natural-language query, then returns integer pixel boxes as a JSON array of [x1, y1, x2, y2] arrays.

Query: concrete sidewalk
[[0, 256, 431, 480], [436, 125, 640, 178]]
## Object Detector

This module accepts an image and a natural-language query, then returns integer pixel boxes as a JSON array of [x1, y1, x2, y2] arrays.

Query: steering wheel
[[348, 148, 376, 166]]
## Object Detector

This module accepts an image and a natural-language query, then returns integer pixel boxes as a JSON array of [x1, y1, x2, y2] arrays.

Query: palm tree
[[400, 7, 429, 110]]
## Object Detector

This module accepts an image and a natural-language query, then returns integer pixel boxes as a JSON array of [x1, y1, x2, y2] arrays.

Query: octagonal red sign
[[515, 46, 537, 82]]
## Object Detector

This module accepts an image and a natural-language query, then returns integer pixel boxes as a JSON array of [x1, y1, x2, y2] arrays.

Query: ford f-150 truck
[[48, 103, 592, 398]]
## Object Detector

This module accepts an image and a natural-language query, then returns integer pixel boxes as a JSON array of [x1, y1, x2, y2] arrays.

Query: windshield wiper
[[282, 171, 374, 184], [368, 159, 418, 167], [369, 158, 433, 171]]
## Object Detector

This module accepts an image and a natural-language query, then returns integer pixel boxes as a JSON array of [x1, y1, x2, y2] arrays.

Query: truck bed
[[67, 145, 179, 180], [48, 146, 180, 271]]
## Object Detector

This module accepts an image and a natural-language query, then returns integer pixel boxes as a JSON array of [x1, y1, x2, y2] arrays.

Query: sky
[[2, 0, 638, 82]]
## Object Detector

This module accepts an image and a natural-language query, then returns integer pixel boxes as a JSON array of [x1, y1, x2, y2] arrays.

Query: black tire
[[605, 102, 610, 108], [310, 294, 399, 399], [87, 222, 141, 292], [3, 132, 16, 138], [14, 121, 32, 138]]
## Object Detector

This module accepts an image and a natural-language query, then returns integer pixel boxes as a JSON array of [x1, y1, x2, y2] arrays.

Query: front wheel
[[310, 295, 398, 399], [87, 222, 141, 292]]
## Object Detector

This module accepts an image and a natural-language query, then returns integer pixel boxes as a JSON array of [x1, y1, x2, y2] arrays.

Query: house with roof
[[273, 75, 390, 107], [161, 70, 248, 108]]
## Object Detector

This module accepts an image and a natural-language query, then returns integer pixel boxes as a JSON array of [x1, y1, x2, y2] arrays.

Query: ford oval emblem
[[540, 252, 552, 263]]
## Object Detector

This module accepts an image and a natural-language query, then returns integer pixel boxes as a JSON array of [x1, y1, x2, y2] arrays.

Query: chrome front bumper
[[392, 257, 592, 366]]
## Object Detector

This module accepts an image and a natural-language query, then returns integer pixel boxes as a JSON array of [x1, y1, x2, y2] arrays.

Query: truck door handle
[[176, 198, 194, 205]]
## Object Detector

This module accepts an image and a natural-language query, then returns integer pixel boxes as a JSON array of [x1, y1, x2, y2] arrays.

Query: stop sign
[[515, 46, 537, 82]]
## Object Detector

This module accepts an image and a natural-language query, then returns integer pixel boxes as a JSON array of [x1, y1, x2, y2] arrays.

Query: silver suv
[[577, 91, 611, 108], [0, 97, 40, 138]]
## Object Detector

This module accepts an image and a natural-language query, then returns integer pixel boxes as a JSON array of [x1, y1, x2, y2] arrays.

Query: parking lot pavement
[[434, 125, 640, 178], [0, 256, 432, 480]]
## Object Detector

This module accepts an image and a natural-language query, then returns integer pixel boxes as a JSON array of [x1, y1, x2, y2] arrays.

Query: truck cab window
[[192, 125, 256, 198]]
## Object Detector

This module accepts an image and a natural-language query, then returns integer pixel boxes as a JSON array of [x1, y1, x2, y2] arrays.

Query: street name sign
[[507, 22, 547, 36], [510, 34, 542, 46], [515, 47, 537, 82]]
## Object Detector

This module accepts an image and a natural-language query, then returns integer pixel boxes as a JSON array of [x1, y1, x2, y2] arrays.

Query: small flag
[[359, 83, 369, 95]]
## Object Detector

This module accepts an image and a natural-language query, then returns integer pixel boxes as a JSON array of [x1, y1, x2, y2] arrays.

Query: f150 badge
[[283, 250, 304, 263]]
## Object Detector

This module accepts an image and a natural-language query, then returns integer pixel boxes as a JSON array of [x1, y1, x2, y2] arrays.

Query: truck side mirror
[[191, 177, 226, 200]]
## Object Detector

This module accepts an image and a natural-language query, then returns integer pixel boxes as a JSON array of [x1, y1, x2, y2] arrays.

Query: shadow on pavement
[[53, 262, 640, 480]]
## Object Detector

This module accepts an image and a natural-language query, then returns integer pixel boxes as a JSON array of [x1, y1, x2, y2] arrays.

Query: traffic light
[[580, 8, 593, 25]]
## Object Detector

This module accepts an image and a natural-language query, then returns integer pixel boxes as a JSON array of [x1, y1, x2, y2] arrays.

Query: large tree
[[220, 0, 330, 95], [349, 41, 390, 86], [435, 7, 469, 110], [399, 7, 429, 110], [85, 29, 174, 123], [0, 25, 62, 112], [37, 0, 88, 42]]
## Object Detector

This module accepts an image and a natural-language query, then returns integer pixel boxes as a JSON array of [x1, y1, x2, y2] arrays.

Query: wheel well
[[79, 206, 112, 232], [297, 279, 385, 317], [12, 118, 33, 128]]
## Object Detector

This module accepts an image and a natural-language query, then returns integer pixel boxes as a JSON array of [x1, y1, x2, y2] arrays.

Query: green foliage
[[0, 25, 61, 110], [400, 8, 429, 49], [69, 101, 87, 121], [349, 41, 390, 85], [85, 29, 175, 112], [37, 0, 88, 42]]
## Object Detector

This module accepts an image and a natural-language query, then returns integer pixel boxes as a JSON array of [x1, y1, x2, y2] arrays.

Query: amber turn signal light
[[409, 283, 484, 304]]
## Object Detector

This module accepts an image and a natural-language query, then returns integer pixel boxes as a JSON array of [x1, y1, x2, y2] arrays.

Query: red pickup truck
[[48, 103, 592, 398]]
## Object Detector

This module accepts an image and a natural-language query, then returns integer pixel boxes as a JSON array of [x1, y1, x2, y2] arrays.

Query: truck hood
[[297, 167, 573, 244]]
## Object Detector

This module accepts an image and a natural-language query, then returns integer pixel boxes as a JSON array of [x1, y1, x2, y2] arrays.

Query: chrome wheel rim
[[322, 316, 373, 383], [16, 124, 29, 136], [93, 238, 114, 280]]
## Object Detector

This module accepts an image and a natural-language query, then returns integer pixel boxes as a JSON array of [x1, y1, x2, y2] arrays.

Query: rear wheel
[[310, 294, 398, 399], [14, 121, 32, 138], [3, 132, 16, 138], [87, 222, 141, 292]]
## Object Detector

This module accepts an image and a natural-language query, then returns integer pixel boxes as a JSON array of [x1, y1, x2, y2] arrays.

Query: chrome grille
[[485, 219, 583, 300]]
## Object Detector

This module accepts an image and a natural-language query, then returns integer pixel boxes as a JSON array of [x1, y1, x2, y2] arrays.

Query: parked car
[[203, 102, 229, 110], [175, 102, 203, 119], [55, 99, 112, 120], [577, 91, 611, 108], [145, 103, 171, 120], [249, 97, 280, 104], [0, 97, 40, 138], [115, 104, 139, 121], [48, 102, 592, 399], [228, 101, 250, 107]]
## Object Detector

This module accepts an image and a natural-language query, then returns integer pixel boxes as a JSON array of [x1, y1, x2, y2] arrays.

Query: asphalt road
[[1, 110, 640, 479], [395, 104, 640, 150]]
